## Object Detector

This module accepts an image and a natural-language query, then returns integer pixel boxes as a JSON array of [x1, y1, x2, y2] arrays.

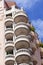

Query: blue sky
[[13, 0, 43, 42]]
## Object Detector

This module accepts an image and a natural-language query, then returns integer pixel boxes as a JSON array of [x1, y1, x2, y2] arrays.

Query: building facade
[[0, 0, 43, 65]]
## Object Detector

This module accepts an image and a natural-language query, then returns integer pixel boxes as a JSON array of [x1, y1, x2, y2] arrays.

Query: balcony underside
[[5, 21, 13, 27], [15, 27, 29, 36], [15, 55, 30, 64], [14, 15, 28, 23], [5, 33, 13, 39], [5, 60, 14, 65], [15, 40, 30, 50]]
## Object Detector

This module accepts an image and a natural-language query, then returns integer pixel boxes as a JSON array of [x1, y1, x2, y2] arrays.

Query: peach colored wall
[[0, 1, 5, 65]]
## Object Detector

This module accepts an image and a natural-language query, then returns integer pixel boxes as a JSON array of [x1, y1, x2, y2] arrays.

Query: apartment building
[[0, 0, 43, 65]]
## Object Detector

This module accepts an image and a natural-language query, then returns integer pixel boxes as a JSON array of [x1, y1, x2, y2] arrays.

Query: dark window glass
[[6, 50, 13, 55]]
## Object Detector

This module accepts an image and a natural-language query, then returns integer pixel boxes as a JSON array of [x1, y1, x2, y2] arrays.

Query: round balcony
[[5, 54, 14, 65], [14, 22, 29, 36], [15, 35, 30, 50], [30, 31, 35, 37], [5, 28, 14, 39], [36, 39, 40, 47], [5, 16, 13, 27], [15, 49, 31, 64], [31, 55, 37, 65], [40, 47, 43, 57], [30, 42, 37, 53], [5, 41, 14, 51], [14, 11, 28, 23]]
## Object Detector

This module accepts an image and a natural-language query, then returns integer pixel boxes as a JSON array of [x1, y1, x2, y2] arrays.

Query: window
[[6, 13, 12, 17], [6, 50, 13, 55], [6, 37, 13, 41], [6, 24, 13, 28]]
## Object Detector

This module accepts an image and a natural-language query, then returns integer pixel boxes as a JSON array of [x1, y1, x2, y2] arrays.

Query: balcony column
[[5, 26, 6, 30], [12, 5, 15, 18], [14, 61, 17, 65], [5, 38, 6, 43], [4, 8, 6, 15], [13, 35, 14, 42], [29, 62, 33, 65]]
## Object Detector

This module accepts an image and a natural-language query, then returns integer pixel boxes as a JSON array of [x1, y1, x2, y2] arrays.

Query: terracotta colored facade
[[4, 1, 16, 8]]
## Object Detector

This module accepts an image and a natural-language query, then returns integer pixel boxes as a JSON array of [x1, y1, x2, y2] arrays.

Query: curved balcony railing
[[5, 41, 14, 51], [5, 16, 13, 27], [5, 54, 14, 65], [15, 35, 30, 49], [15, 49, 31, 64], [5, 27, 13, 31], [5, 28, 14, 39], [14, 11, 27, 18], [19, 63, 29, 65], [14, 22, 29, 36], [14, 11, 28, 23], [5, 16, 13, 22], [15, 49, 31, 55], [18, 62, 33, 65]]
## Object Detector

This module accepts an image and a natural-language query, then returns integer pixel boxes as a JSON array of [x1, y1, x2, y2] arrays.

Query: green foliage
[[39, 43, 43, 47], [30, 26, 35, 32]]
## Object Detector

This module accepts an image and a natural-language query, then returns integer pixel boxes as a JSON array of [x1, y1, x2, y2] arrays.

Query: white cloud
[[31, 19, 43, 41], [14, 0, 40, 9]]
